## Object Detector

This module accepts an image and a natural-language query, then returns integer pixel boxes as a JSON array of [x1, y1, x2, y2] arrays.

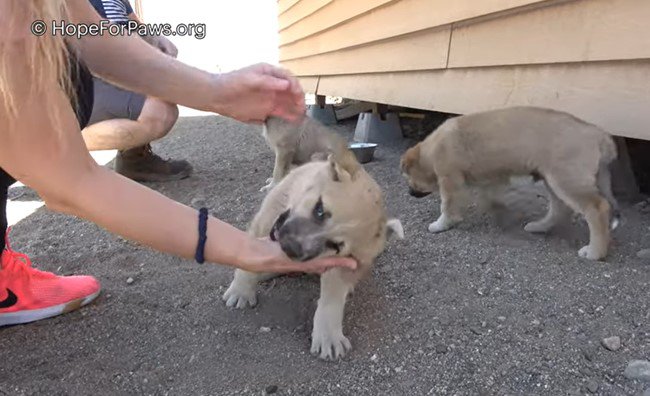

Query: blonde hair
[[0, 0, 75, 119]]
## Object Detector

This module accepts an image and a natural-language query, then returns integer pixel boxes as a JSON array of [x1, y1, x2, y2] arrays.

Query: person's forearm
[[126, 12, 159, 47], [64, 165, 251, 267], [67, 0, 218, 112]]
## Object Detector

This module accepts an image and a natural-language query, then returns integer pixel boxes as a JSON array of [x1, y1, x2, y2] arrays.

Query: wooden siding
[[278, 0, 650, 140]]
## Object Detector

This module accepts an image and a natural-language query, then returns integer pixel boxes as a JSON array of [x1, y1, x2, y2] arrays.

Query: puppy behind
[[259, 116, 335, 192], [224, 135, 404, 360], [400, 106, 618, 260]]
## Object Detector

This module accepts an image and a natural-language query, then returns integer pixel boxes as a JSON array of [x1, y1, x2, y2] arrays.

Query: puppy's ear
[[327, 134, 361, 182], [400, 144, 421, 172], [386, 218, 405, 240]]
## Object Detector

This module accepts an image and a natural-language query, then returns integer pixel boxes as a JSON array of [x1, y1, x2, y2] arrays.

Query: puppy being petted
[[224, 136, 404, 360], [259, 116, 337, 192]]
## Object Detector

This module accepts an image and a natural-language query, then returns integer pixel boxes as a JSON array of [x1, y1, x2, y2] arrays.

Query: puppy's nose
[[280, 237, 304, 260]]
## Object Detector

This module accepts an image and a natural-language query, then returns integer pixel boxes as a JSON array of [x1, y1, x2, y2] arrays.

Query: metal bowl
[[349, 142, 378, 164]]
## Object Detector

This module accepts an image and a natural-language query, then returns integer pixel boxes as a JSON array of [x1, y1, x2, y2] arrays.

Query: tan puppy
[[400, 106, 619, 260], [260, 116, 335, 192], [224, 139, 404, 360]]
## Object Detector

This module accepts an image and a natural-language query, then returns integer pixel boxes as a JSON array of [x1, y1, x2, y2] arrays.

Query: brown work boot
[[114, 144, 192, 182]]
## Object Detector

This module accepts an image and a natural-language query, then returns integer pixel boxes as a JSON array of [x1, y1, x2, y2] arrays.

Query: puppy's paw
[[428, 218, 452, 233], [222, 282, 257, 309], [578, 245, 605, 261], [260, 180, 277, 193], [524, 220, 552, 233], [310, 328, 351, 361]]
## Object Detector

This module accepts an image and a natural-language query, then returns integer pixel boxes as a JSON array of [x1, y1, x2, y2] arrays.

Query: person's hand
[[155, 36, 178, 58], [211, 63, 306, 124], [235, 237, 357, 274]]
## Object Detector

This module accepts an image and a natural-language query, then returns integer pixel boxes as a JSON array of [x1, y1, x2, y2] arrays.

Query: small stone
[[581, 347, 595, 362], [624, 360, 650, 381], [585, 380, 599, 393], [601, 336, 621, 351], [370, 354, 378, 362], [143, 378, 149, 384], [497, 316, 507, 322], [531, 319, 541, 326], [395, 366, 403, 373], [265, 385, 278, 394], [637, 249, 650, 260], [126, 277, 134, 285], [579, 366, 594, 377], [470, 326, 483, 335], [259, 326, 271, 333], [435, 344, 448, 354]]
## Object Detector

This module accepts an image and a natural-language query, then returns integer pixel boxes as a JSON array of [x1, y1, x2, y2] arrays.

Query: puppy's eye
[[312, 198, 330, 222]]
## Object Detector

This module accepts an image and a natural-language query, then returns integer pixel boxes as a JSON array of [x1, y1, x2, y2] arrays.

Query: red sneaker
[[0, 230, 100, 327]]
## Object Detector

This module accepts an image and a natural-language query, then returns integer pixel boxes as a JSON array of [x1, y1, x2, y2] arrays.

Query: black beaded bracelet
[[195, 208, 208, 264]]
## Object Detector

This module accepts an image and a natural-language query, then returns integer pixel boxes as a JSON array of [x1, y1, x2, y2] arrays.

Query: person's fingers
[[270, 106, 301, 123], [288, 75, 304, 99], [257, 255, 357, 274], [257, 64, 304, 99], [269, 91, 305, 123], [255, 75, 291, 92], [272, 67, 304, 106], [301, 256, 358, 272], [259, 63, 294, 81]]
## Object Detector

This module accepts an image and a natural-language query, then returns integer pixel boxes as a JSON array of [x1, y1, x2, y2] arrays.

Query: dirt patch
[[1, 116, 649, 395]]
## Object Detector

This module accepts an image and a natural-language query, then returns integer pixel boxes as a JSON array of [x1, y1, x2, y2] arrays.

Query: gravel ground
[[1, 115, 649, 396]]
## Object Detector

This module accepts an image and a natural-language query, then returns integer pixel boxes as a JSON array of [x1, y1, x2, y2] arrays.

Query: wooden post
[[315, 94, 326, 108], [372, 103, 389, 121]]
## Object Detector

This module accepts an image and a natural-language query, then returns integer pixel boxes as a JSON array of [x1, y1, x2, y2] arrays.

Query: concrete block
[[353, 112, 403, 144]]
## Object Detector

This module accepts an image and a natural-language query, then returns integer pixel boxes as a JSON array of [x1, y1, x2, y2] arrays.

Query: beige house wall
[[278, 0, 650, 140]]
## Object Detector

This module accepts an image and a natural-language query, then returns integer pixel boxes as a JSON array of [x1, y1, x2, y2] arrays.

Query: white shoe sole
[[0, 289, 101, 327]]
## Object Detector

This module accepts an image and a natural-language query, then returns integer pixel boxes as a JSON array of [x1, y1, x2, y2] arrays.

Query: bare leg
[[311, 269, 355, 360], [82, 98, 178, 151], [428, 173, 467, 233]]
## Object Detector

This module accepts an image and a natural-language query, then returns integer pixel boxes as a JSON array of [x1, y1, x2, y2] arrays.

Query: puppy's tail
[[597, 136, 621, 230]]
